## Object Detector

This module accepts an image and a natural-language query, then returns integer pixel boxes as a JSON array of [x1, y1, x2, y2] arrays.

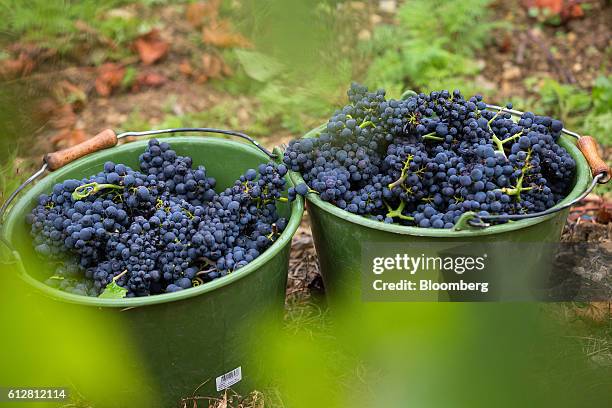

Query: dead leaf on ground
[[134, 29, 169, 65], [0, 53, 36, 79], [179, 59, 194, 76], [201, 53, 223, 78], [522, 0, 584, 20], [95, 63, 126, 96], [131, 72, 167, 91], [186, 0, 221, 28], [48, 104, 77, 129], [200, 52, 233, 80], [202, 20, 251, 48], [50, 128, 88, 149], [54, 80, 87, 108], [596, 202, 612, 224]]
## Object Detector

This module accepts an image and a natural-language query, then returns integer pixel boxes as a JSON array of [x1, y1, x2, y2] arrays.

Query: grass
[[362, 0, 506, 96], [0, 0, 162, 59], [518, 75, 612, 146], [0, 151, 34, 207]]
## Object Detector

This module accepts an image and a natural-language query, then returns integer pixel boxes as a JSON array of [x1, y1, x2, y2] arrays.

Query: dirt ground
[[487, 0, 611, 99]]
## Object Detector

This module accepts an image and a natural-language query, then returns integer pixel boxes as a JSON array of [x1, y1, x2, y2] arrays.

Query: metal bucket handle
[[0, 127, 277, 251]]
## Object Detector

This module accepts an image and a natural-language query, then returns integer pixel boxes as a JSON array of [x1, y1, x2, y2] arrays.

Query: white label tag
[[215, 366, 242, 391]]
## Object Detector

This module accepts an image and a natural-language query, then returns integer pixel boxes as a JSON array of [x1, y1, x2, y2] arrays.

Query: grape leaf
[[99, 280, 127, 299]]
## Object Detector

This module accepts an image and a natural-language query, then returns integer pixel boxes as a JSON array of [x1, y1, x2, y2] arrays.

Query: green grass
[[363, 0, 506, 96], [0, 0, 163, 58], [512, 75, 611, 147], [0, 152, 36, 216]]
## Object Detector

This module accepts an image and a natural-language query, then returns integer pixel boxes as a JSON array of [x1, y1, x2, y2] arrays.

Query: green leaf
[[121, 66, 138, 90], [99, 280, 127, 299], [235, 49, 284, 82]]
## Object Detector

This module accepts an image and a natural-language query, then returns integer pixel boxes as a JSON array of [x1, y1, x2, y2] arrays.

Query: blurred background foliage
[[0, 0, 609, 146]]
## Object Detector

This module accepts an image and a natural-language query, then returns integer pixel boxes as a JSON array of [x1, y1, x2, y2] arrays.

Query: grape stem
[[501, 149, 533, 201], [113, 270, 128, 282], [501, 130, 524, 144], [421, 132, 444, 142], [385, 201, 414, 221], [72, 182, 124, 201], [388, 155, 414, 190], [487, 109, 507, 159]]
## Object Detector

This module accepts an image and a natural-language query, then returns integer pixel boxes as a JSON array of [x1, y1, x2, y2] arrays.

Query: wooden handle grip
[[577, 136, 611, 183], [45, 129, 118, 171]]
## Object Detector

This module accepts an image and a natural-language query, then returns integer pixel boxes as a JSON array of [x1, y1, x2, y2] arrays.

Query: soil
[[485, 0, 611, 100]]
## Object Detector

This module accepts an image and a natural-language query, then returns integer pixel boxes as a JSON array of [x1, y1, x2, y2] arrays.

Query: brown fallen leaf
[[522, 0, 583, 20], [201, 53, 223, 78], [596, 201, 612, 224], [202, 19, 251, 48], [131, 72, 167, 91], [186, 0, 221, 27], [134, 29, 169, 65], [95, 63, 126, 96], [0, 53, 36, 79], [54, 80, 87, 109], [50, 128, 88, 149], [178, 59, 194, 76], [195, 74, 209, 84]]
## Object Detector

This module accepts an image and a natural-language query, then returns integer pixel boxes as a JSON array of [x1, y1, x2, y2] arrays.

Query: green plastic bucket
[[289, 126, 592, 303], [1, 136, 304, 407]]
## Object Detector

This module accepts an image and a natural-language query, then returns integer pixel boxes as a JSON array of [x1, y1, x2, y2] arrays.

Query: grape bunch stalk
[[27, 139, 294, 298], [285, 83, 576, 228]]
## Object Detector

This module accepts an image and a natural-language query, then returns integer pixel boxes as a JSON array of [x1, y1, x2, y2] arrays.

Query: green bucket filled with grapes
[[0, 128, 304, 407], [286, 84, 610, 304]]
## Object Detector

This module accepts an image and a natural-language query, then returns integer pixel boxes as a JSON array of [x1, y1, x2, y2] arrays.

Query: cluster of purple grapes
[[284, 83, 576, 228], [27, 139, 290, 297]]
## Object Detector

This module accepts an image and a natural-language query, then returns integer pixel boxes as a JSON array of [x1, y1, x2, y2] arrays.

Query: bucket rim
[[3, 136, 304, 308], [288, 125, 591, 238]]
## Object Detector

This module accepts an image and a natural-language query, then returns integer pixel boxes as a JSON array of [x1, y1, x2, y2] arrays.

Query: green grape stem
[[388, 155, 414, 190], [72, 182, 124, 201], [487, 109, 507, 159], [421, 132, 444, 142], [385, 201, 414, 221], [501, 130, 524, 144], [501, 149, 533, 201]]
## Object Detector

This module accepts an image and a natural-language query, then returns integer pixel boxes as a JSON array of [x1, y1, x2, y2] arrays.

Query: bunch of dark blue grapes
[[28, 140, 291, 297], [284, 82, 576, 228]]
